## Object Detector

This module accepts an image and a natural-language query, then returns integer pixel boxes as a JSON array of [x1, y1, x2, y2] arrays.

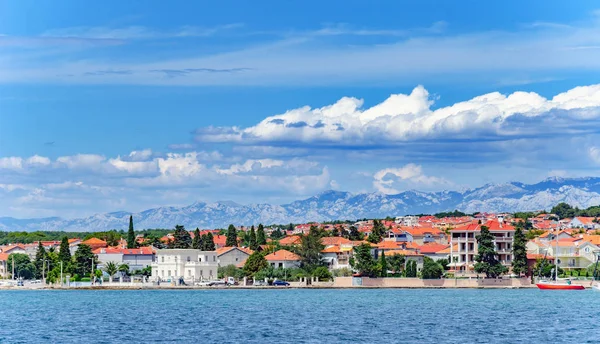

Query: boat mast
[[555, 225, 559, 281]]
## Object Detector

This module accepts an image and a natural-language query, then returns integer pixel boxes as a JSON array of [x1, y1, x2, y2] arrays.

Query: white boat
[[593, 283, 600, 292]]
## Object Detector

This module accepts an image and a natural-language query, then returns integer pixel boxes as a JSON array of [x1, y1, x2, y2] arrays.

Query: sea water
[[1, 289, 599, 343]]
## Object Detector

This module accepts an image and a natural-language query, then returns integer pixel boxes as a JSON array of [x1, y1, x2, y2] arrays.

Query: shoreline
[[0, 285, 546, 290]]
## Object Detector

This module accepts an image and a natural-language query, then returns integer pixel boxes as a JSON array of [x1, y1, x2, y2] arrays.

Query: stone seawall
[[333, 277, 534, 288]]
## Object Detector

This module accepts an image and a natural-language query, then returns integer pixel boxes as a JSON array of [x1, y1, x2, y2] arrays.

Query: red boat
[[536, 281, 585, 290]]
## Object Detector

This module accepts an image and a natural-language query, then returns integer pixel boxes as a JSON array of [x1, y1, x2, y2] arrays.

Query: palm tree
[[104, 262, 118, 283], [118, 263, 130, 277]]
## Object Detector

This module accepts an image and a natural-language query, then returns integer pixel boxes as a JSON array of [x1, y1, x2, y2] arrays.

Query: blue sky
[[2, 0, 600, 218]]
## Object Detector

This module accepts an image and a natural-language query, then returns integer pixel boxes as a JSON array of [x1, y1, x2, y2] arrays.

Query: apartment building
[[449, 220, 514, 273]]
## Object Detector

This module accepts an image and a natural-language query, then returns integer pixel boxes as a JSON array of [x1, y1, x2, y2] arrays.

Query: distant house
[[569, 217, 600, 230], [216, 246, 253, 267], [384, 228, 413, 243], [418, 243, 450, 261], [0, 253, 8, 278], [265, 249, 301, 269], [321, 246, 352, 270], [94, 247, 155, 270]]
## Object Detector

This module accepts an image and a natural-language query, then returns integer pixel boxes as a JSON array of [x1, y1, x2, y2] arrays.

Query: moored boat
[[536, 280, 585, 290]]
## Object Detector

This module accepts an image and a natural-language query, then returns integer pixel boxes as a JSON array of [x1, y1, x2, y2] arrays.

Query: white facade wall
[[151, 249, 218, 282]]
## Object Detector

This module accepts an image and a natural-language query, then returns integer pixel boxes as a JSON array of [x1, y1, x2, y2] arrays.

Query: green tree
[[202, 233, 216, 251], [172, 225, 192, 249], [405, 260, 418, 277], [192, 228, 202, 249], [118, 263, 130, 276], [312, 266, 333, 281], [350, 244, 377, 277], [421, 257, 444, 279], [348, 226, 363, 241], [331, 227, 340, 237], [474, 225, 508, 278], [298, 226, 325, 272], [368, 220, 385, 244], [127, 215, 136, 249], [270, 227, 285, 240], [104, 262, 118, 283], [533, 258, 563, 279], [511, 223, 528, 276], [379, 250, 388, 277], [226, 224, 238, 247], [256, 224, 267, 245], [388, 254, 406, 275], [34, 241, 46, 279], [550, 203, 574, 219], [58, 236, 71, 264], [437, 258, 449, 271], [249, 226, 258, 250], [7, 253, 35, 280], [73, 244, 98, 277], [243, 252, 268, 276]]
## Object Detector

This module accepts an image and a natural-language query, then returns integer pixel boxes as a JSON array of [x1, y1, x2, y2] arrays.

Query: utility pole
[[60, 261, 63, 287], [12, 255, 14, 280], [42, 259, 45, 284]]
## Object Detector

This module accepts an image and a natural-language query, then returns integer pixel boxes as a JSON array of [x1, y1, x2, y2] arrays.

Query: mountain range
[[2, 176, 600, 232]]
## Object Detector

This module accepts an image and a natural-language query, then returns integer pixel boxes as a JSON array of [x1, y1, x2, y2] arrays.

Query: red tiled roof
[[321, 237, 352, 246], [418, 243, 450, 254], [93, 247, 154, 255], [0, 253, 8, 261], [82, 238, 108, 245], [216, 246, 253, 256], [279, 235, 301, 245], [385, 249, 423, 257], [265, 249, 301, 261]]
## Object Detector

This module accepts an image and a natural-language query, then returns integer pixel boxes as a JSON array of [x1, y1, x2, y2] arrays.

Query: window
[[168, 270, 171, 276], [187, 256, 191, 262], [199, 256, 202, 262], [278, 263, 283, 268], [161, 256, 164, 263], [213, 256, 216, 262], [235, 258, 238, 261], [161, 270, 164, 277]]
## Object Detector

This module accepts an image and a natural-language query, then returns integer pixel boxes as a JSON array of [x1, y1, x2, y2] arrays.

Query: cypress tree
[[379, 250, 387, 277], [226, 224, 238, 247], [249, 225, 258, 250], [34, 241, 46, 279], [203, 232, 216, 251], [256, 224, 267, 245], [474, 225, 508, 278], [58, 236, 71, 264], [192, 228, 202, 249], [511, 223, 528, 276], [127, 215, 136, 249]]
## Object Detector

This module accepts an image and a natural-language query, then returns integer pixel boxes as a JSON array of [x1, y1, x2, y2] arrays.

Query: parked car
[[195, 281, 213, 286], [253, 280, 268, 286], [16, 280, 24, 287], [226, 277, 236, 286], [272, 280, 290, 286]]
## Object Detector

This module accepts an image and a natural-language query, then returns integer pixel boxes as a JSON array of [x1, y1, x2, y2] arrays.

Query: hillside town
[[1, 204, 600, 288]]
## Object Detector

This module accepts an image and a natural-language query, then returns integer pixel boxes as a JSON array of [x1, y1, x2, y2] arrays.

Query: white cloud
[[56, 154, 106, 169], [373, 164, 451, 194], [217, 159, 284, 175], [194, 84, 600, 146], [41, 24, 244, 40], [0, 157, 23, 169], [5, 15, 600, 86], [128, 149, 153, 161], [26, 155, 51, 166], [589, 146, 600, 163]]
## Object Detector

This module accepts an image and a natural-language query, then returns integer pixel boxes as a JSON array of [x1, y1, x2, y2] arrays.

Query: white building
[[395, 216, 419, 227], [151, 249, 219, 282]]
